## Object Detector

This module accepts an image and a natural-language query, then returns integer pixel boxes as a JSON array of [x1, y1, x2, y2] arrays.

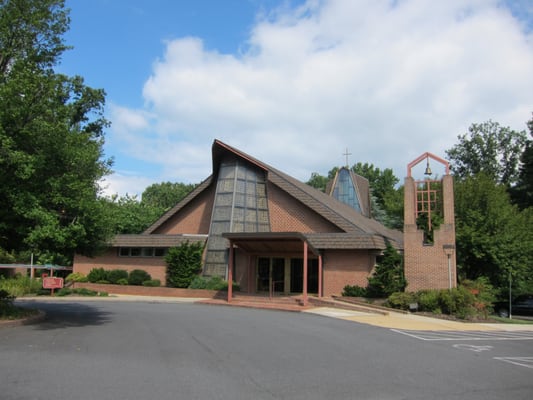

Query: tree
[[510, 114, 533, 209], [352, 163, 399, 208], [165, 242, 204, 288], [306, 172, 329, 193], [366, 243, 406, 297], [453, 173, 532, 294], [352, 162, 402, 228], [102, 194, 162, 235], [141, 181, 196, 211], [0, 0, 112, 265], [446, 120, 528, 186]]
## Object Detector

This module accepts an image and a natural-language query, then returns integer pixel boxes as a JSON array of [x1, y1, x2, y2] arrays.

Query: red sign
[[42, 277, 64, 289]]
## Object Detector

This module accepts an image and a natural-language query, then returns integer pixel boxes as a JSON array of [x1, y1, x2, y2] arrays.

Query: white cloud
[[107, 0, 533, 196]]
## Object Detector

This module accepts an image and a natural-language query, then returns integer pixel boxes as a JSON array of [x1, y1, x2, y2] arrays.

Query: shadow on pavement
[[19, 301, 113, 330]]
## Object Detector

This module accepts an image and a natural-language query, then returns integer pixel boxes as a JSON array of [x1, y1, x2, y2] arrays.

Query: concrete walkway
[[305, 307, 533, 331]]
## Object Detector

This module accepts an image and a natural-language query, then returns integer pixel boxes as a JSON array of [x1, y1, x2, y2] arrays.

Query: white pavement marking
[[391, 329, 533, 341], [304, 307, 374, 318], [494, 357, 533, 369], [452, 344, 493, 352]]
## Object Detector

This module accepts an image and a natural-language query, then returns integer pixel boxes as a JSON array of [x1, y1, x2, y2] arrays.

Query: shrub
[[117, 278, 129, 285], [366, 244, 406, 298], [128, 269, 151, 286], [107, 269, 129, 284], [188, 275, 208, 289], [188, 275, 238, 291], [446, 287, 476, 319], [72, 288, 98, 296], [385, 292, 417, 310], [56, 288, 99, 296], [418, 290, 441, 313], [0, 276, 42, 297], [165, 241, 204, 288], [461, 277, 496, 318], [342, 285, 367, 297], [0, 289, 15, 314], [56, 288, 72, 296], [65, 272, 88, 283], [142, 279, 161, 287], [87, 268, 107, 283]]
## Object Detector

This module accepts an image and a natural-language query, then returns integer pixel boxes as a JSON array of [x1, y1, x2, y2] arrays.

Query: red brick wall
[[152, 185, 215, 234], [74, 250, 168, 285], [268, 183, 341, 233], [403, 175, 457, 291], [322, 250, 373, 296]]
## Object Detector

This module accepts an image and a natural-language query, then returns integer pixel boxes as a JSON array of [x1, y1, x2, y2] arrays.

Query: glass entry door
[[290, 258, 318, 293], [257, 257, 285, 293]]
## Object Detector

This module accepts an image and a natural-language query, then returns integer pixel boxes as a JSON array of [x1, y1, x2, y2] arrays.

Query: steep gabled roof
[[143, 139, 403, 248]]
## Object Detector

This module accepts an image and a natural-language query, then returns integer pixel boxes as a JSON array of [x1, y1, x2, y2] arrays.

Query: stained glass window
[[203, 160, 271, 277]]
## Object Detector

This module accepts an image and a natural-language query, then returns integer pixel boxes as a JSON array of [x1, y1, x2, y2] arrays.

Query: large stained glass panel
[[203, 160, 271, 277]]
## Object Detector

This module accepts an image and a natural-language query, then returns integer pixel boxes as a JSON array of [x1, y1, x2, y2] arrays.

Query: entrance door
[[290, 258, 318, 293], [257, 257, 285, 293], [271, 258, 285, 293]]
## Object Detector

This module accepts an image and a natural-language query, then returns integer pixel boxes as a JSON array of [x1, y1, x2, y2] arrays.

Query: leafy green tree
[[454, 173, 532, 294], [366, 244, 406, 297], [352, 163, 403, 229], [165, 241, 204, 288], [446, 120, 528, 186], [102, 194, 162, 234], [0, 0, 112, 265], [510, 114, 533, 209], [306, 172, 330, 193], [352, 162, 399, 208], [141, 181, 196, 211]]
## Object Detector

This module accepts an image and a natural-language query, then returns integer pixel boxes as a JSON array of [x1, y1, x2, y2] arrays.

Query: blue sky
[[60, 0, 533, 197]]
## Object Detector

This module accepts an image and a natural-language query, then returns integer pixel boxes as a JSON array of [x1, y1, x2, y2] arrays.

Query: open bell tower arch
[[404, 152, 457, 291]]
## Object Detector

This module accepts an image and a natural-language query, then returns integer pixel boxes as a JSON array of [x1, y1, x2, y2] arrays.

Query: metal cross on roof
[[342, 148, 352, 167]]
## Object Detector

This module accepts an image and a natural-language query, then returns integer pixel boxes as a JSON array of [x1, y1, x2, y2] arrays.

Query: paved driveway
[[1, 300, 532, 400]]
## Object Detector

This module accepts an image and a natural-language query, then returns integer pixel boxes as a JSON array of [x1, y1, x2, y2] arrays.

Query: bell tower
[[404, 152, 456, 291]]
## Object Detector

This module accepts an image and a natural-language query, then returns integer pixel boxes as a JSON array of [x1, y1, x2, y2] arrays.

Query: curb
[[0, 310, 46, 328]]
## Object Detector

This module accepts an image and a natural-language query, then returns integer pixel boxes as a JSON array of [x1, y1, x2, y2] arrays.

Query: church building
[[73, 139, 403, 300]]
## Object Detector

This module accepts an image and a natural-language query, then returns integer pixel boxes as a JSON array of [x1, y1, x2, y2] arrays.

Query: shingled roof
[[111, 234, 207, 248], [143, 139, 403, 250]]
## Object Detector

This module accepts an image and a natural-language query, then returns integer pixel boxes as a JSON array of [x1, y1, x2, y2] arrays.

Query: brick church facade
[[74, 140, 404, 299]]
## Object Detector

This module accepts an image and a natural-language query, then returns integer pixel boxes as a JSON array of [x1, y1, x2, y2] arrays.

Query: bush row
[[188, 275, 240, 291], [385, 280, 496, 320], [56, 288, 109, 297], [67, 268, 160, 287]]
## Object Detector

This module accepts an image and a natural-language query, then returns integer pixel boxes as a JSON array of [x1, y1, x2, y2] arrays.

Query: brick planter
[[72, 282, 220, 299]]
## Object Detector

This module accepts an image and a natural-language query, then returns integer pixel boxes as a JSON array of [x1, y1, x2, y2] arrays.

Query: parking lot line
[[494, 357, 533, 369], [391, 329, 533, 341]]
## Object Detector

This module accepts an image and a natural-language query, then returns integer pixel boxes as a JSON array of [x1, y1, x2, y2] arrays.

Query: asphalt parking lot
[[1, 299, 532, 400]]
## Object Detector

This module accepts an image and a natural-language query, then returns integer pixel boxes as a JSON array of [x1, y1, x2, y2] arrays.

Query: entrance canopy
[[222, 232, 319, 256], [223, 232, 322, 305]]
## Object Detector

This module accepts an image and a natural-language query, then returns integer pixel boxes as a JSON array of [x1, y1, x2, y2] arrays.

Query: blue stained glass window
[[332, 168, 362, 213]]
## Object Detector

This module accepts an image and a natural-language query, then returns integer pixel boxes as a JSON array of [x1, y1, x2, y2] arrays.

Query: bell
[[424, 159, 432, 176]]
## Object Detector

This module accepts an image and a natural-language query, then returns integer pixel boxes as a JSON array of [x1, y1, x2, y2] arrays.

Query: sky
[[60, 0, 533, 197]]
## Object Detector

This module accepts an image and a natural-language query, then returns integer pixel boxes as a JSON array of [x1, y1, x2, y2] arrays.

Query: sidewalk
[[305, 307, 533, 331]]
